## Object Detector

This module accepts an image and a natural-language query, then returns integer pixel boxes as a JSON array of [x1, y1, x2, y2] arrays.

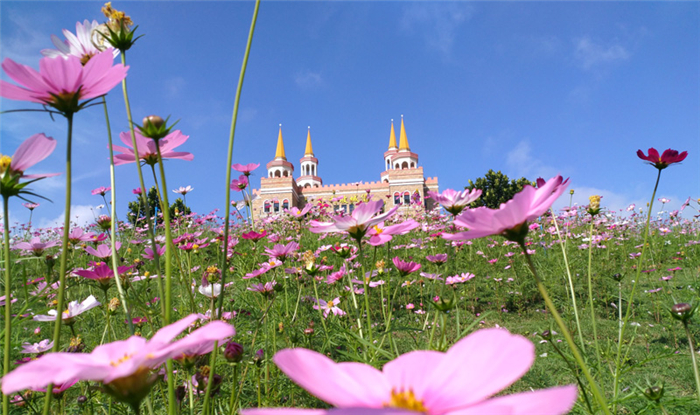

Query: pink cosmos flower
[[637, 147, 688, 170], [142, 244, 165, 260], [67, 227, 96, 244], [310, 200, 400, 242], [22, 203, 39, 210], [427, 188, 482, 216], [446, 272, 476, 285], [84, 242, 121, 258], [91, 186, 111, 196], [392, 257, 421, 277], [13, 237, 60, 256], [21, 340, 54, 354], [232, 163, 260, 176], [264, 242, 299, 262], [74, 264, 133, 288], [112, 129, 193, 166], [242, 230, 267, 242], [241, 328, 576, 415], [1, 314, 234, 406], [443, 175, 569, 243], [0, 49, 127, 114], [287, 203, 313, 219], [425, 254, 448, 264], [367, 219, 420, 247], [313, 297, 346, 318], [248, 281, 277, 295], [173, 186, 193, 195], [1, 133, 59, 181], [230, 175, 249, 191]]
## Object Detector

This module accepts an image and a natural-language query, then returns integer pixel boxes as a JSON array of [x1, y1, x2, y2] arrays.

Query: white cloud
[[574, 36, 630, 70], [0, 9, 53, 65], [165, 76, 186, 98], [505, 140, 558, 180], [36, 205, 99, 229], [400, 3, 473, 57], [294, 71, 323, 89]]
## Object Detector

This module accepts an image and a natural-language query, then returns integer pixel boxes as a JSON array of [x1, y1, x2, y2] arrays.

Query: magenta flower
[[67, 227, 96, 244], [248, 281, 277, 295], [112, 129, 193, 166], [22, 203, 39, 210], [264, 242, 299, 262], [637, 147, 688, 170], [84, 242, 121, 259], [0, 49, 127, 115], [310, 200, 400, 242], [142, 244, 165, 260], [241, 328, 576, 415], [230, 175, 249, 191], [241, 230, 267, 242], [91, 186, 111, 196], [367, 219, 419, 246], [13, 237, 59, 256], [1, 133, 59, 199], [1, 314, 234, 409], [425, 254, 448, 264], [446, 272, 476, 285], [392, 257, 422, 277], [443, 175, 569, 244], [287, 203, 313, 219], [74, 263, 133, 288], [427, 188, 482, 216], [232, 163, 260, 176]]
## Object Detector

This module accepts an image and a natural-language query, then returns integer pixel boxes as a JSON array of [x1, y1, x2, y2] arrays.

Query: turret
[[297, 127, 322, 188]]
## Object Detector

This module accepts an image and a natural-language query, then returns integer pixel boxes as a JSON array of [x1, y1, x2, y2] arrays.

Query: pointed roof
[[399, 115, 410, 151], [388, 119, 398, 150], [304, 126, 314, 156], [275, 124, 286, 160]]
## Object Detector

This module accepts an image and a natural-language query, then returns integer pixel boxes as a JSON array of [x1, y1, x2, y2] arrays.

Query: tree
[[127, 186, 191, 225], [466, 170, 535, 209]]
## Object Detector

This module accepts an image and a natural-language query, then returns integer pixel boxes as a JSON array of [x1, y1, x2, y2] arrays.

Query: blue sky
[[1, 1, 698, 228]]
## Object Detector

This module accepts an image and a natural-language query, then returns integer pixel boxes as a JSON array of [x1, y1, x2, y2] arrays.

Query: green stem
[[684, 322, 700, 405], [612, 168, 661, 413], [102, 96, 134, 334], [227, 364, 238, 415], [521, 245, 610, 415], [43, 113, 74, 415], [550, 208, 585, 352], [2, 196, 11, 415], [587, 220, 602, 370], [217, 0, 261, 320]]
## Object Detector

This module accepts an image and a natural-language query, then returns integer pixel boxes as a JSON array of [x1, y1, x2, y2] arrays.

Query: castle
[[251, 116, 439, 216]]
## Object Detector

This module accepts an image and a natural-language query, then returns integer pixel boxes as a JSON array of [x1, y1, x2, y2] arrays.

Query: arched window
[[305, 165, 309, 175], [401, 161, 408, 169], [383, 179, 388, 183], [410, 162, 415, 168], [312, 165, 315, 176], [394, 192, 401, 205], [404, 191, 410, 205], [386, 160, 390, 170], [283, 170, 289, 177], [282, 199, 289, 210], [394, 164, 399, 169], [269, 172, 273, 178], [314, 184, 319, 188], [274, 201, 280, 212], [274, 170, 281, 178], [264, 200, 271, 213], [304, 184, 311, 188]]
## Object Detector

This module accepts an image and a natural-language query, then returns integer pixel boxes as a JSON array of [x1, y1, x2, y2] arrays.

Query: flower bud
[[642, 385, 664, 402], [588, 195, 602, 216], [540, 330, 552, 341], [670, 302, 696, 324], [223, 341, 244, 363], [143, 115, 164, 130], [611, 273, 624, 282]]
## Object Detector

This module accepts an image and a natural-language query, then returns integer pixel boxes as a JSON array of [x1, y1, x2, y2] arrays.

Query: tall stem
[[612, 168, 661, 413], [43, 113, 74, 415], [102, 96, 134, 334], [587, 221, 602, 370], [684, 322, 700, 405], [2, 196, 12, 415], [218, 0, 261, 319], [521, 245, 610, 415]]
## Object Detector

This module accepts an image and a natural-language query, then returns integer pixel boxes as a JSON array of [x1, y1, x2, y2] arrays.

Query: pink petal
[[273, 348, 389, 408], [11, 133, 57, 173], [242, 410, 328, 415], [0, 80, 44, 102], [1, 58, 48, 93], [382, 350, 445, 401], [447, 385, 577, 415]]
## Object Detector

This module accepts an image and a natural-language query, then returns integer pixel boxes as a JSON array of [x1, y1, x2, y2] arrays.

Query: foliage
[[126, 186, 191, 225], [466, 169, 535, 209]]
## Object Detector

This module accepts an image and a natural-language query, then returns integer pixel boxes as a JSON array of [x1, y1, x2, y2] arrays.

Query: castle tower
[[297, 127, 322, 188], [390, 115, 419, 170], [266, 124, 294, 178], [383, 119, 399, 171]]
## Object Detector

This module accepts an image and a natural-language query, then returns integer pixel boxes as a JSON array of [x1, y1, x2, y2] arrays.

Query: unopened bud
[[143, 115, 164, 130], [223, 341, 244, 363]]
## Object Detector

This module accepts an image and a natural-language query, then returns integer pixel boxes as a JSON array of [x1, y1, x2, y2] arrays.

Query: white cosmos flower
[[198, 283, 222, 298], [42, 20, 119, 62], [33, 295, 101, 323]]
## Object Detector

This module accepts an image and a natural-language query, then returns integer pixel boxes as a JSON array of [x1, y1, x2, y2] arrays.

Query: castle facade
[[251, 116, 439, 216]]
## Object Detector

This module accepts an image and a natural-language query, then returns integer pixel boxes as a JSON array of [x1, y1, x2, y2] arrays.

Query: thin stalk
[[227, 364, 239, 415], [43, 113, 74, 415], [587, 221, 602, 370], [217, 0, 261, 320], [550, 208, 585, 351], [683, 322, 700, 404], [612, 169, 661, 413], [521, 246, 610, 415], [102, 96, 134, 334], [2, 196, 11, 415]]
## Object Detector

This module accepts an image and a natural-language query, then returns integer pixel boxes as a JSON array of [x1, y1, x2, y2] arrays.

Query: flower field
[[1, 3, 699, 415]]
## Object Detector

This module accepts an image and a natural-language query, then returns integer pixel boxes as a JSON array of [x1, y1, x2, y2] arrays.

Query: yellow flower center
[[0, 155, 12, 173], [385, 389, 427, 412], [110, 353, 133, 367], [373, 225, 384, 234], [327, 301, 335, 308]]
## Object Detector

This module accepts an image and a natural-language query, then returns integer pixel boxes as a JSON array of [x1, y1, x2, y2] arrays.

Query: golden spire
[[275, 124, 286, 160], [304, 126, 314, 156], [388, 119, 398, 150], [399, 115, 410, 151]]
